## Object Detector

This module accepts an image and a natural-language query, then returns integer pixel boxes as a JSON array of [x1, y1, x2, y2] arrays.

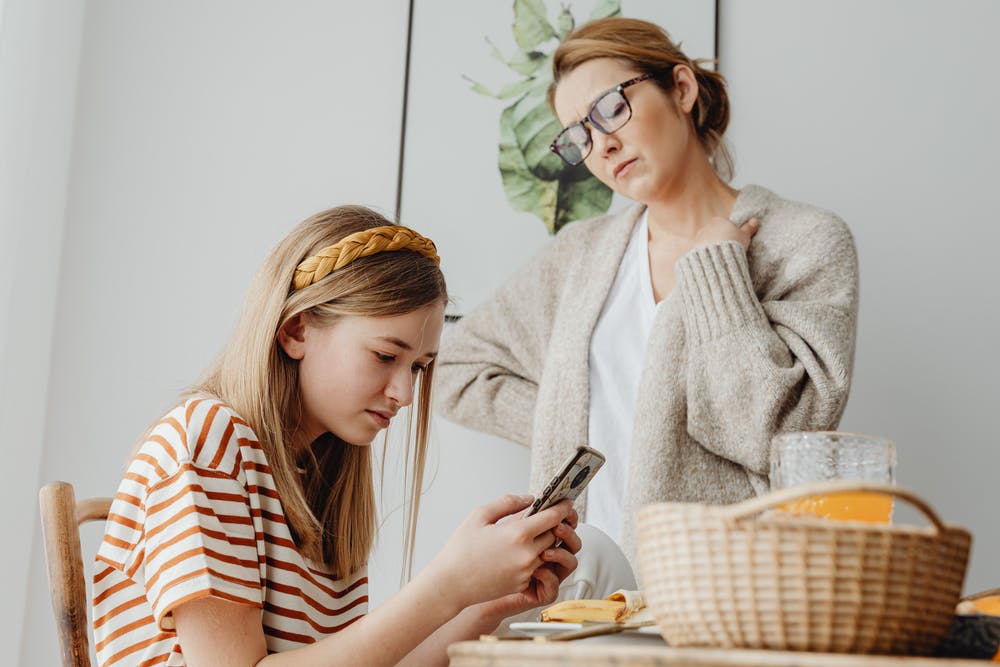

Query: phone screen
[[526, 446, 605, 516]]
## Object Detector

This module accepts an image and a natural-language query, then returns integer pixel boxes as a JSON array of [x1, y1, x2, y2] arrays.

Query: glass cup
[[770, 431, 897, 523]]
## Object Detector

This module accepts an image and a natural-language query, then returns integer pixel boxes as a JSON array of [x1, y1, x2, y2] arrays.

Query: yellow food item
[[606, 589, 646, 617], [779, 491, 893, 523], [540, 599, 627, 623], [971, 596, 1000, 616], [540, 589, 649, 624]]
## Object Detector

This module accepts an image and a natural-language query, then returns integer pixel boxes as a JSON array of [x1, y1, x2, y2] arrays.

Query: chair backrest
[[39, 481, 113, 667]]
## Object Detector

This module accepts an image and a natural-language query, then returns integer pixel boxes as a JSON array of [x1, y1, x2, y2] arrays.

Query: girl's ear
[[278, 313, 307, 360], [673, 64, 699, 114]]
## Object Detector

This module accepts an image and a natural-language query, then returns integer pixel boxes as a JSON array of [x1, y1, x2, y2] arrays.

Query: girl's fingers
[[477, 494, 535, 525], [554, 522, 582, 554], [541, 547, 578, 578], [531, 529, 558, 554], [520, 499, 573, 536], [532, 566, 561, 603]]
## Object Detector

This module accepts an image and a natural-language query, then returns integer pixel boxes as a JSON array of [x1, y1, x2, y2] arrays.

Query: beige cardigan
[[435, 185, 859, 566]]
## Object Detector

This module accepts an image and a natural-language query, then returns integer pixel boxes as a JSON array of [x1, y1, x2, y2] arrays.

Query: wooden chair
[[39, 481, 113, 667]]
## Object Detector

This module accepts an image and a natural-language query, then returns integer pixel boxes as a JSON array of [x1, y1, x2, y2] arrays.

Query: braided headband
[[292, 225, 439, 291]]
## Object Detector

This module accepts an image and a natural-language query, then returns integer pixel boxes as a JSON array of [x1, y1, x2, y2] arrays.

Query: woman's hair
[[187, 205, 447, 577], [549, 16, 733, 181]]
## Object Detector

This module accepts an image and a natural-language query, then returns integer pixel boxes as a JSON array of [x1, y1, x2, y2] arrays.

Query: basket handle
[[962, 587, 1000, 602], [725, 480, 947, 534]]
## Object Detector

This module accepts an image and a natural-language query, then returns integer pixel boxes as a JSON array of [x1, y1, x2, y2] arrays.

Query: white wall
[[10, 1, 1000, 664], [720, 0, 1000, 592], [0, 0, 84, 659], [17, 1, 410, 664]]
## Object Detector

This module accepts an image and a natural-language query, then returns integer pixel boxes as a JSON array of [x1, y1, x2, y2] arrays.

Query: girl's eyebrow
[[376, 336, 438, 358], [376, 336, 411, 350]]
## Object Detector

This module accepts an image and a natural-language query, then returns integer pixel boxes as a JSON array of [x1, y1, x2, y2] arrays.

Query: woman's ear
[[277, 314, 307, 360], [672, 64, 699, 114]]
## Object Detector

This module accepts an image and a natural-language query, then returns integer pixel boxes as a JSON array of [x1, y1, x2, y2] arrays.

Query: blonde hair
[[187, 205, 446, 577], [550, 17, 734, 181]]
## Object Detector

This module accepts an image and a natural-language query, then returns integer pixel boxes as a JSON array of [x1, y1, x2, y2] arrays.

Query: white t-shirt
[[585, 210, 660, 544]]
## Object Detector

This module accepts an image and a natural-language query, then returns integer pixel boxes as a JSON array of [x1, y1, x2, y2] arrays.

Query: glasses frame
[[549, 72, 655, 167]]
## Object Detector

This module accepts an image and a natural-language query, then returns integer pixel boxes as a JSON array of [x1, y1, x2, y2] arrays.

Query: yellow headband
[[292, 225, 440, 291]]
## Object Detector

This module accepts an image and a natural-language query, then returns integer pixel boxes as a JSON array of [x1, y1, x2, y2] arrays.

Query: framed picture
[[398, 0, 716, 314]]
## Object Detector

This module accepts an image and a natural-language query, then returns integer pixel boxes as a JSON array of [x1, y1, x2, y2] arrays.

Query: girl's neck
[[644, 157, 739, 240]]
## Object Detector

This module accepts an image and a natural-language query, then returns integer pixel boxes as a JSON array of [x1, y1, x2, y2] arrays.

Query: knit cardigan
[[435, 185, 859, 567]]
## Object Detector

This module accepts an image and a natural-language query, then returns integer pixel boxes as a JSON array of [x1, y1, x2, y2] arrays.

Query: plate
[[508, 622, 580, 636], [508, 621, 663, 638]]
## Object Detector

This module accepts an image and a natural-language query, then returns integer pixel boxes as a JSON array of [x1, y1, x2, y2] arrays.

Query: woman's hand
[[423, 495, 575, 611], [692, 216, 760, 251]]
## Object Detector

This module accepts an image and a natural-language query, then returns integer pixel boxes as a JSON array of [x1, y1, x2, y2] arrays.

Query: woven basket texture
[[636, 481, 972, 655]]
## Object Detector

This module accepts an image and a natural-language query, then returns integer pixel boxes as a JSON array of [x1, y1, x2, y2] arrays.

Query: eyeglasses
[[549, 73, 654, 166]]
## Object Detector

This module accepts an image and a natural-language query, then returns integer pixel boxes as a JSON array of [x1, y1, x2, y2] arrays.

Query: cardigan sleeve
[[435, 241, 564, 447], [674, 212, 859, 477]]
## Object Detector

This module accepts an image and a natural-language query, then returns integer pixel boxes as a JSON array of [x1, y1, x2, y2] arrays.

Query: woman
[[436, 17, 859, 569], [93, 207, 580, 666]]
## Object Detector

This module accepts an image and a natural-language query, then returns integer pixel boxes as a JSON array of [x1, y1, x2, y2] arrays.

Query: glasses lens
[[553, 123, 590, 166], [591, 90, 631, 134]]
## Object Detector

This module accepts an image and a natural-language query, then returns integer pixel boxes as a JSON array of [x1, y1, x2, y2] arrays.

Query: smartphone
[[526, 445, 606, 517]]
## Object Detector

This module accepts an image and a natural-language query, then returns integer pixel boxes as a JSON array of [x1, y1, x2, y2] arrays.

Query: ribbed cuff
[[675, 241, 767, 345]]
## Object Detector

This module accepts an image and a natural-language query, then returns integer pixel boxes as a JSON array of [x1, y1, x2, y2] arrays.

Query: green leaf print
[[467, 0, 622, 234]]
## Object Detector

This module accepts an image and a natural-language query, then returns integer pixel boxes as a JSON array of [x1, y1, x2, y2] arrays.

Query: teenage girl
[[93, 205, 580, 666]]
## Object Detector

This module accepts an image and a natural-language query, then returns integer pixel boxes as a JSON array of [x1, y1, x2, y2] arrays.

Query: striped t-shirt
[[93, 398, 368, 666]]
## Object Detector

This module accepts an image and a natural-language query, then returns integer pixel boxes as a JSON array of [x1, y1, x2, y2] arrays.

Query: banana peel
[[540, 589, 648, 623]]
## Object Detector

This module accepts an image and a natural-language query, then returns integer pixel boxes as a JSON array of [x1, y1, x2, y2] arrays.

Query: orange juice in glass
[[770, 432, 896, 523]]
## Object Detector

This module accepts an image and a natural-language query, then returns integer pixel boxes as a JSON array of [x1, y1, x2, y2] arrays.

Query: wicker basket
[[636, 481, 972, 655]]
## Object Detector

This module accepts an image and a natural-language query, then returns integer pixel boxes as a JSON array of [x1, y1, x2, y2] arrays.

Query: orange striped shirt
[[93, 398, 367, 666]]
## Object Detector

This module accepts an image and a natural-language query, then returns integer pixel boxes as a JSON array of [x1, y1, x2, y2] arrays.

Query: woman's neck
[[645, 158, 739, 240]]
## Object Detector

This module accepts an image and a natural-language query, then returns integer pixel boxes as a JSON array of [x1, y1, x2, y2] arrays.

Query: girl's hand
[[692, 216, 760, 252], [424, 495, 574, 611], [545, 513, 581, 580], [475, 512, 582, 621]]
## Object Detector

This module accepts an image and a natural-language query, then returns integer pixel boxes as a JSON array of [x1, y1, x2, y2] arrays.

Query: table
[[447, 640, 990, 666]]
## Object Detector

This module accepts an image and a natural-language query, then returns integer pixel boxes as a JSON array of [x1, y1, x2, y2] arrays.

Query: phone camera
[[570, 466, 590, 489]]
